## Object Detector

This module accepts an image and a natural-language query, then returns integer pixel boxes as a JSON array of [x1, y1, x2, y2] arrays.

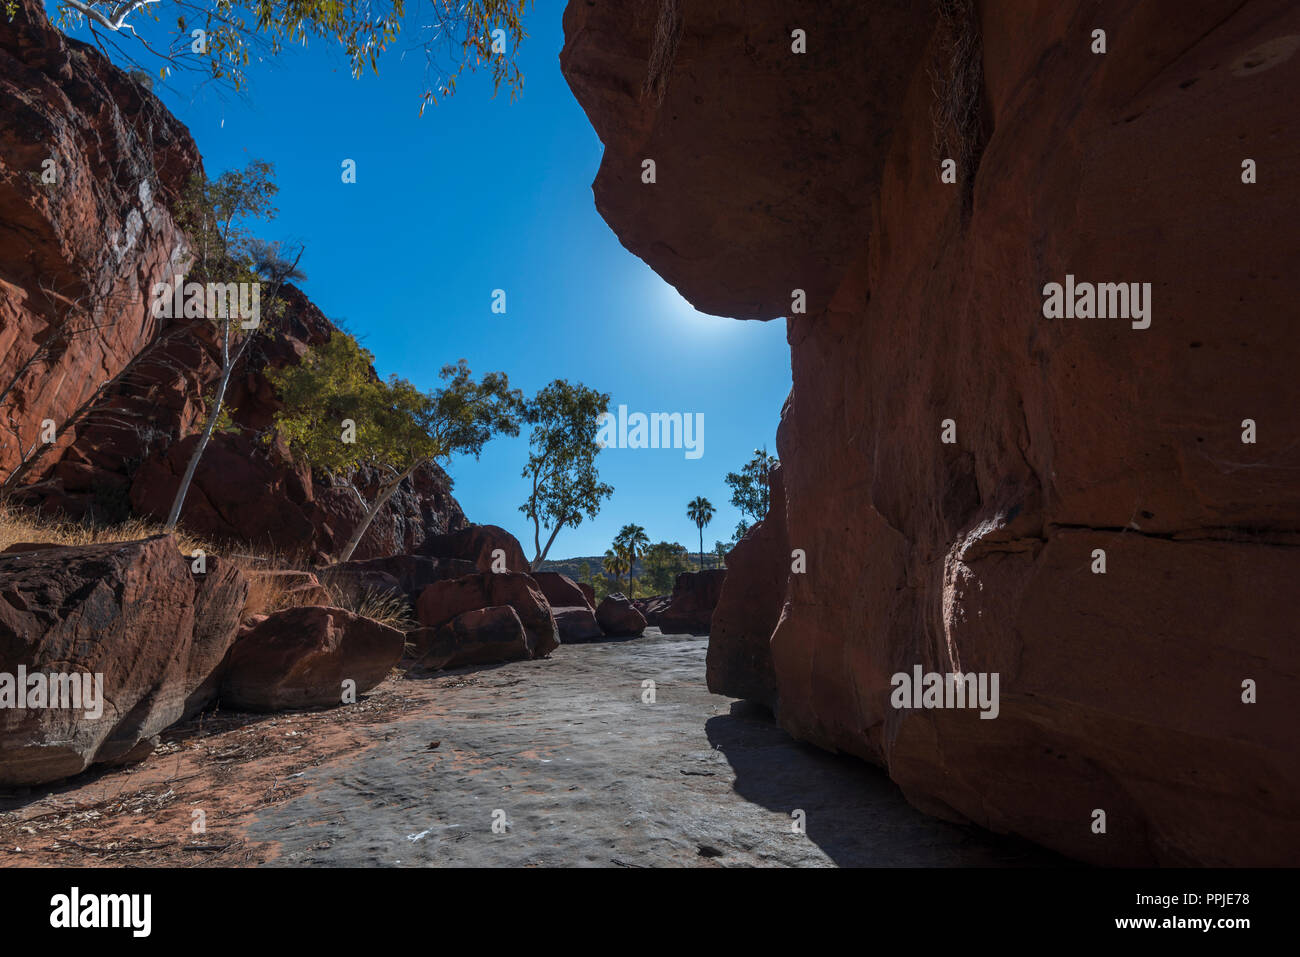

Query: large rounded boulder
[[0, 536, 246, 786], [220, 605, 405, 712]]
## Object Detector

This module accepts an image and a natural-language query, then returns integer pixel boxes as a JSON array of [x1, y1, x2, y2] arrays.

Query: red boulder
[[405, 606, 532, 673], [220, 605, 404, 712], [596, 594, 648, 638], [658, 570, 727, 635], [416, 572, 559, 659]]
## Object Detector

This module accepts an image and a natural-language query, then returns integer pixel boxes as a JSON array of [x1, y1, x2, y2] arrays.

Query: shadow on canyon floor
[[706, 701, 1072, 867]]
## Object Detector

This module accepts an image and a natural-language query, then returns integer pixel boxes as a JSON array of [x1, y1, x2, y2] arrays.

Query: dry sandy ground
[[0, 629, 1061, 867]]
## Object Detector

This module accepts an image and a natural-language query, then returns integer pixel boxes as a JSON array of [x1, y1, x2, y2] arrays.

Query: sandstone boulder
[[316, 566, 406, 606], [596, 594, 647, 638], [405, 606, 532, 673], [658, 570, 726, 635], [416, 572, 559, 659], [421, 524, 528, 574], [553, 604, 606, 643], [181, 552, 252, 719], [320, 554, 476, 602], [220, 605, 404, 712], [532, 571, 594, 610], [1, 542, 64, 554], [0, 535, 245, 785]]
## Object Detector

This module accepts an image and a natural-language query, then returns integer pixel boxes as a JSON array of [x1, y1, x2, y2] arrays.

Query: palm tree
[[602, 546, 630, 594], [614, 523, 650, 596], [686, 496, 714, 570]]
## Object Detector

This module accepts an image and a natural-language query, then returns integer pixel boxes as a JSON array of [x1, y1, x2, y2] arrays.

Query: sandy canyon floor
[[0, 630, 1061, 867]]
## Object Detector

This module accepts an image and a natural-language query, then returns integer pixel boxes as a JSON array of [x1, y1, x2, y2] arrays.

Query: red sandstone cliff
[[563, 0, 1300, 865], [0, 0, 465, 559]]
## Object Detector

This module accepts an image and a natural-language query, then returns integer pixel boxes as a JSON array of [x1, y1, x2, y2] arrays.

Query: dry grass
[[239, 575, 414, 631], [337, 587, 417, 631], [239, 571, 298, 621], [0, 507, 215, 558]]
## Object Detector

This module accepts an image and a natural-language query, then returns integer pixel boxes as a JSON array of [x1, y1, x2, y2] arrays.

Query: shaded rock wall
[[563, 0, 1300, 864], [707, 462, 786, 709]]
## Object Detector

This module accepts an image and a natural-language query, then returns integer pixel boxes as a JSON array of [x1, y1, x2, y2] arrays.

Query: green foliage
[[161, 161, 303, 530], [519, 379, 613, 566], [248, 239, 308, 283], [724, 447, 778, 526], [612, 523, 650, 596], [267, 333, 521, 560], [592, 571, 615, 604], [601, 546, 630, 597], [201, 388, 240, 435], [176, 160, 278, 275], [174, 161, 296, 325], [56, 1, 531, 108], [269, 334, 523, 483], [642, 540, 689, 595], [686, 494, 714, 571]]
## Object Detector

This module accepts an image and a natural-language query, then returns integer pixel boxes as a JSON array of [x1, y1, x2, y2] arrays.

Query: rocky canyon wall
[[562, 0, 1300, 865], [0, 0, 465, 560]]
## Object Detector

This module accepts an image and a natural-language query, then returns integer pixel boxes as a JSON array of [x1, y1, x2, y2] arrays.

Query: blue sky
[[55, 3, 791, 559]]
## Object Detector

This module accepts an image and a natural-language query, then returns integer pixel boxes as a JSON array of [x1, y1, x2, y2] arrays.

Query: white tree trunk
[[336, 461, 421, 563], [164, 321, 236, 532]]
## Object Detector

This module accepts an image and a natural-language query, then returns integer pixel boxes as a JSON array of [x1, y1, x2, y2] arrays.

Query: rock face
[[421, 525, 529, 574], [0, 0, 197, 483], [551, 605, 605, 643], [657, 570, 726, 635], [531, 571, 594, 610], [0, 0, 466, 560], [595, 594, 647, 638], [416, 572, 560, 660], [320, 555, 476, 604], [562, 0, 1300, 865], [407, 606, 532, 673], [0, 535, 246, 785], [317, 566, 406, 606], [221, 605, 404, 712], [707, 464, 787, 709], [531, 571, 603, 640]]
